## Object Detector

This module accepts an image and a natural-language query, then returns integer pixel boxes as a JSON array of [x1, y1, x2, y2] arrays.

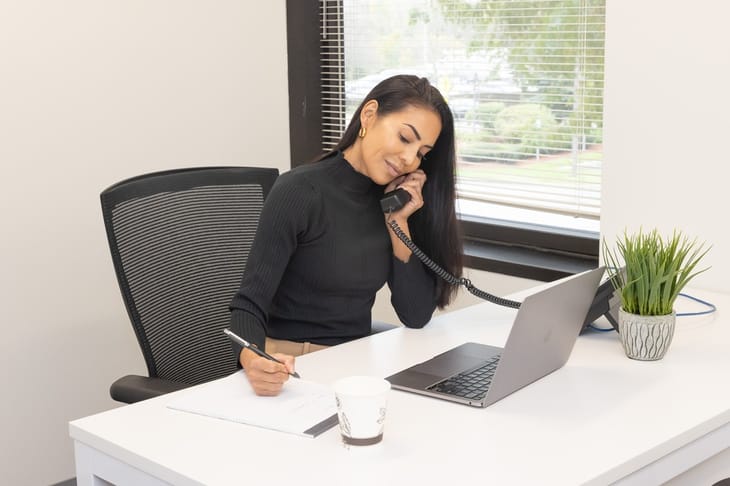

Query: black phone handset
[[381, 188, 521, 309]]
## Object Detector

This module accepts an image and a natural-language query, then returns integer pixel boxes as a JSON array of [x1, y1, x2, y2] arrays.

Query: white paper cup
[[333, 376, 391, 445]]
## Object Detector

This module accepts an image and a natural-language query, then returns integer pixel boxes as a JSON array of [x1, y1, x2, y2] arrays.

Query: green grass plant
[[603, 229, 711, 316]]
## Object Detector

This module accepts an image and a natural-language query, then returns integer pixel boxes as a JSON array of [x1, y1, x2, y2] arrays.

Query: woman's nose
[[400, 147, 419, 167]]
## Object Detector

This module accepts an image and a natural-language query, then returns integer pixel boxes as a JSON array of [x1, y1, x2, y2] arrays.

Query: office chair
[[101, 166, 279, 403]]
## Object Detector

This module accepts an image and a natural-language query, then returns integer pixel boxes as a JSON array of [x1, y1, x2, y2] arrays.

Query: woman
[[229, 74, 463, 395]]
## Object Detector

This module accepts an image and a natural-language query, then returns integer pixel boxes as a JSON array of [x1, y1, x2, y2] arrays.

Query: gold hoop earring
[[358, 127, 367, 138]]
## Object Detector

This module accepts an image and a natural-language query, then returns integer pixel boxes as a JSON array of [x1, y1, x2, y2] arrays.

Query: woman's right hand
[[239, 348, 296, 396]]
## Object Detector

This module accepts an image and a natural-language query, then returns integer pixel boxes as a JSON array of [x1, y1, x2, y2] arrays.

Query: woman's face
[[348, 101, 442, 185]]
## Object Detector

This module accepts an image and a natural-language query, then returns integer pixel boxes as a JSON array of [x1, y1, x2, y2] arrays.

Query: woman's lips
[[385, 160, 400, 178]]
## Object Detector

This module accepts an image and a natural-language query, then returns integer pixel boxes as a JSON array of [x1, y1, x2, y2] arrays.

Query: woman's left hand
[[384, 169, 427, 220]]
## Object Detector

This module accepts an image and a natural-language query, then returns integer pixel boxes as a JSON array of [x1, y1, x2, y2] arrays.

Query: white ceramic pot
[[618, 308, 676, 361]]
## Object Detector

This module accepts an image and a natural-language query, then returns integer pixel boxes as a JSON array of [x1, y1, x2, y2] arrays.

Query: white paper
[[167, 371, 337, 438]]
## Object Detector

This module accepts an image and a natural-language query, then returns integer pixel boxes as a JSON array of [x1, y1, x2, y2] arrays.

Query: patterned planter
[[618, 308, 676, 361]]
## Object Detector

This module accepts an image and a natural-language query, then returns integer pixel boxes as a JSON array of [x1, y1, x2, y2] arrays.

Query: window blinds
[[319, 0, 605, 220], [320, 0, 346, 149]]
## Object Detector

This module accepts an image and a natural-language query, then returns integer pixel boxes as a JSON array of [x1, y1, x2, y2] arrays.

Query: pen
[[223, 328, 301, 379]]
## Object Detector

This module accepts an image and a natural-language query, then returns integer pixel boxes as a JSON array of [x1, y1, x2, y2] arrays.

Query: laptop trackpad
[[411, 342, 501, 379], [387, 369, 444, 389]]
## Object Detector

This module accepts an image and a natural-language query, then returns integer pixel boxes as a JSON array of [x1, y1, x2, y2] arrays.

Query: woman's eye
[[399, 133, 426, 160]]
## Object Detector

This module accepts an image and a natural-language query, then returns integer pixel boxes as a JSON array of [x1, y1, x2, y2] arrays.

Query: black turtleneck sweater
[[229, 152, 438, 352]]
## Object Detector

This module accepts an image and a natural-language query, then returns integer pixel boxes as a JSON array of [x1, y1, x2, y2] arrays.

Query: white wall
[[602, 1, 730, 293], [0, 1, 289, 484]]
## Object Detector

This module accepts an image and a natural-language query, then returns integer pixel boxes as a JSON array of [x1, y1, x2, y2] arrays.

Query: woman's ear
[[360, 99, 379, 129]]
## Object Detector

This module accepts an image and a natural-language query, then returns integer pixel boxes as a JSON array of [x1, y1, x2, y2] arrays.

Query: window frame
[[285, 0, 599, 282]]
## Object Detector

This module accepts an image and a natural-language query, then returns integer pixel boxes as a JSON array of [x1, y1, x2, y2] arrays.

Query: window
[[287, 0, 604, 280]]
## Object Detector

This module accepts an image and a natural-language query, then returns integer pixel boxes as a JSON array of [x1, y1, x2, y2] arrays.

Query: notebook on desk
[[386, 266, 605, 408], [167, 371, 338, 438]]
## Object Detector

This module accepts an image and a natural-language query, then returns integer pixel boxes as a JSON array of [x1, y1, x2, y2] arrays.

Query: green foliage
[[466, 101, 505, 131], [459, 103, 574, 161], [602, 229, 711, 316], [437, 0, 605, 138], [494, 103, 557, 146], [457, 140, 519, 162]]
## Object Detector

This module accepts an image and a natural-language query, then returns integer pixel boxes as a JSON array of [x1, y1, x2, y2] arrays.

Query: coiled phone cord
[[386, 219, 522, 309]]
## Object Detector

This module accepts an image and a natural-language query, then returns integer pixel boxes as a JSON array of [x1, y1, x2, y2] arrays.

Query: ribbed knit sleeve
[[388, 256, 438, 328], [229, 174, 318, 353]]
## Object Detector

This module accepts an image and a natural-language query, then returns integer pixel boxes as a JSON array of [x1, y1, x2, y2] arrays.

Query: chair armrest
[[110, 375, 193, 404]]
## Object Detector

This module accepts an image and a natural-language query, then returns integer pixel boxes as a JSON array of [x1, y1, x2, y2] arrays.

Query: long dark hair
[[330, 74, 463, 307]]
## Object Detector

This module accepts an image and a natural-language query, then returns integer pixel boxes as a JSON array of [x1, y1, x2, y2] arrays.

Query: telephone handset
[[380, 188, 413, 213], [380, 188, 522, 309]]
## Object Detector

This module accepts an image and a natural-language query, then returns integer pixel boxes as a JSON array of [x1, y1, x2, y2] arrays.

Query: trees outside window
[[336, 0, 605, 230]]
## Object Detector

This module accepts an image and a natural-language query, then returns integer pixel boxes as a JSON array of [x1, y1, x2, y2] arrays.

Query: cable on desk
[[588, 324, 615, 332], [676, 292, 717, 317]]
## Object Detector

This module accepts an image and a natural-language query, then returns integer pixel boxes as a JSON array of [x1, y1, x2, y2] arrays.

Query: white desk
[[70, 286, 730, 486]]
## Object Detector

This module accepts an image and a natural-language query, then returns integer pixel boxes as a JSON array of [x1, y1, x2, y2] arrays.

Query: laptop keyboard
[[426, 355, 501, 400]]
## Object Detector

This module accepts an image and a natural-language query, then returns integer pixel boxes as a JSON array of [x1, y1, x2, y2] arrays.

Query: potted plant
[[602, 228, 711, 361]]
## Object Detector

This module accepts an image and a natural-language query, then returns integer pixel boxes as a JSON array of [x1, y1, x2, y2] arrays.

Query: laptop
[[386, 266, 605, 408]]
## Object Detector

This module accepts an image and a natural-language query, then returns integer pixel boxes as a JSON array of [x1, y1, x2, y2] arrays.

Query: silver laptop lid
[[483, 266, 605, 406]]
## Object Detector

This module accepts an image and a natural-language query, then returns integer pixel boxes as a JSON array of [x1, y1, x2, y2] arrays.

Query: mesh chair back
[[101, 167, 279, 385]]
